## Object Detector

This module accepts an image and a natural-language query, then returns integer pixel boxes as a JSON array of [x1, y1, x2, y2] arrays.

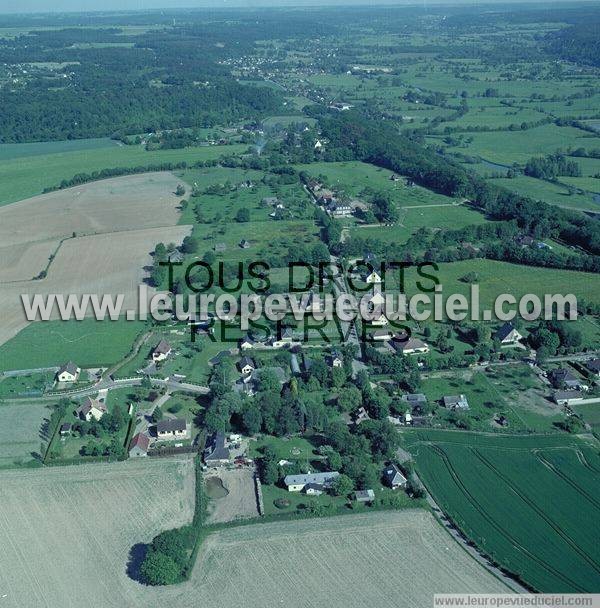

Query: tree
[[258, 447, 279, 485], [175, 184, 186, 196], [331, 474, 355, 497], [151, 529, 189, 567], [151, 407, 163, 423], [140, 550, 181, 586], [337, 386, 362, 412], [181, 236, 198, 254], [235, 207, 250, 222], [242, 403, 262, 435]]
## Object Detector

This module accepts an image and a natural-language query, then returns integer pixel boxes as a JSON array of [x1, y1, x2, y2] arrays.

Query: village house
[[59, 422, 72, 437], [239, 239, 252, 249], [204, 431, 231, 467], [494, 322, 523, 345], [587, 358, 600, 377], [328, 201, 353, 217], [550, 368, 585, 390], [401, 393, 427, 408], [56, 361, 80, 383], [352, 406, 370, 425], [382, 464, 407, 490], [371, 329, 393, 342], [156, 418, 188, 441], [443, 394, 470, 410], [238, 356, 256, 375], [76, 396, 107, 422], [239, 335, 257, 350], [129, 433, 150, 457], [151, 340, 172, 362], [284, 471, 340, 492], [365, 270, 382, 284], [327, 351, 343, 367], [269, 327, 295, 348], [395, 338, 430, 355]]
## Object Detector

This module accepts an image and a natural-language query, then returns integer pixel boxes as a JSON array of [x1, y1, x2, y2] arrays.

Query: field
[[0, 458, 195, 607], [0, 224, 191, 348], [0, 143, 246, 206], [0, 402, 48, 467], [404, 431, 600, 592]]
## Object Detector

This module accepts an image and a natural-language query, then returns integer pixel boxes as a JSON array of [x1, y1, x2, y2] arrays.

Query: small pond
[[205, 477, 229, 499]]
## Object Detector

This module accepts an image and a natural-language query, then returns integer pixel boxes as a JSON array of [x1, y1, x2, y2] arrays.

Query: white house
[[238, 356, 256, 375], [365, 270, 382, 284], [284, 471, 340, 492], [156, 418, 188, 441], [383, 464, 407, 490], [129, 433, 150, 457], [494, 322, 523, 345], [396, 338, 429, 355], [152, 340, 172, 362], [56, 361, 80, 383], [443, 394, 470, 410], [76, 396, 107, 422]]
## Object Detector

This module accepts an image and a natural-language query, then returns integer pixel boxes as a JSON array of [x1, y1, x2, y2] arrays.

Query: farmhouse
[[365, 270, 382, 284], [401, 393, 427, 407], [383, 464, 407, 490], [304, 483, 325, 496], [553, 390, 585, 406], [56, 361, 80, 383], [494, 322, 523, 345], [317, 190, 335, 205], [443, 395, 470, 410], [284, 471, 340, 492], [59, 423, 72, 436], [129, 433, 150, 457], [156, 418, 188, 441], [152, 340, 172, 362], [238, 356, 256, 375], [76, 397, 107, 422], [355, 489, 375, 503], [396, 338, 430, 355], [328, 201, 353, 217], [204, 431, 231, 466]]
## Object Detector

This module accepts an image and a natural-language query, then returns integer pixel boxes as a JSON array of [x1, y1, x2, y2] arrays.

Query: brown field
[[205, 468, 260, 523], [0, 464, 507, 608], [0, 241, 61, 283], [0, 172, 186, 250], [0, 225, 191, 346]]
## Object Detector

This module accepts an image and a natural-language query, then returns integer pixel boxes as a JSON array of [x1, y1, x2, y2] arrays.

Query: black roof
[[494, 322, 516, 341], [157, 418, 186, 433]]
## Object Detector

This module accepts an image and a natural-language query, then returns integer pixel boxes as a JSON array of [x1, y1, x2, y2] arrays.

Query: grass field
[[0, 318, 147, 372], [405, 430, 600, 592], [0, 143, 246, 206], [0, 402, 48, 467], [0, 137, 119, 161]]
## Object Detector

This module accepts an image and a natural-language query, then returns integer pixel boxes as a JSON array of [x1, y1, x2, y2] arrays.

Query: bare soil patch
[[205, 467, 260, 523]]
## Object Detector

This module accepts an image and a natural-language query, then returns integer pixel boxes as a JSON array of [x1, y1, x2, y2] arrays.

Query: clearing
[[205, 468, 259, 523]]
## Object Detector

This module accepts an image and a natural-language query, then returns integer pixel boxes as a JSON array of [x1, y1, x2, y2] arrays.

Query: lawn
[[0, 371, 55, 399], [404, 430, 600, 593], [0, 143, 247, 206], [0, 318, 148, 372]]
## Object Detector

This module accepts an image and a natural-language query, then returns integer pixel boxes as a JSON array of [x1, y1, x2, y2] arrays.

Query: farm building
[[355, 489, 375, 503], [56, 361, 80, 383], [156, 418, 188, 441], [59, 423, 72, 437], [443, 395, 470, 410], [151, 340, 172, 362], [284, 471, 340, 492], [494, 322, 523, 345], [553, 391, 585, 406], [383, 464, 407, 490], [129, 433, 150, 457], [328, 202, 353, 217], [204, 432, 231, 467], [401, 393, 427, 407], [76, 397, 107, 422]]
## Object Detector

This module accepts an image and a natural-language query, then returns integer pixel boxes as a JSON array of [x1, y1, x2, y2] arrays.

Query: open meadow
[[404, 431, 600, 593], [0, 402, 48, 467]]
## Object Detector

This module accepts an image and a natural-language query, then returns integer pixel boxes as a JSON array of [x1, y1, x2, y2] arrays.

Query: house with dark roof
[[59, 423, 72, 437], [443, 395, 469, 410], [396, 338, 430, 355], [56, 361, 80, 383], [156, 418, 188, 441], [204, 432, 230, 466], [382, 464, 407, 490], [152, 340, 172, 362], [401, 393, 427, 407], [494, 322, 523, 345], [550, 368, 582, 390], [239, 239, 252, 249], [553, 390, 585, 406], [129, 433, 150, 457], [355, 489, 375, 503], [209, 350, 232, 366], [587, 358, 600, 377], [238, 356, 256, 375]]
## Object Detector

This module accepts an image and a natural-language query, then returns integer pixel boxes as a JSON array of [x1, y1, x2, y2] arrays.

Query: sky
[[0, 0, 577, 15]]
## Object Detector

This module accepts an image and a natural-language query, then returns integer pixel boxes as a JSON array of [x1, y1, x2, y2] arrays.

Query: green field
[[0, 143, 247, 206], [0, 318, 147, 372], [0, 137, 119, 161], [405, 430, 600, 592]]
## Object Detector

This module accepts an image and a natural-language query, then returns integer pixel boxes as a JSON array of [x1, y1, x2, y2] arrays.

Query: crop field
[[0, 458, 195, 607], [0, 172, 187, 251], [0, 143, 246, 206], [0, 224, 190, 349], [0, 137, 119, 161], [404, 431, 600, 593], [0, 402, 48, 467]]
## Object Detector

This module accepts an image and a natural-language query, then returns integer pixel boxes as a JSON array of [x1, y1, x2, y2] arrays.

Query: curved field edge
[[404, 430, 600, 593]]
